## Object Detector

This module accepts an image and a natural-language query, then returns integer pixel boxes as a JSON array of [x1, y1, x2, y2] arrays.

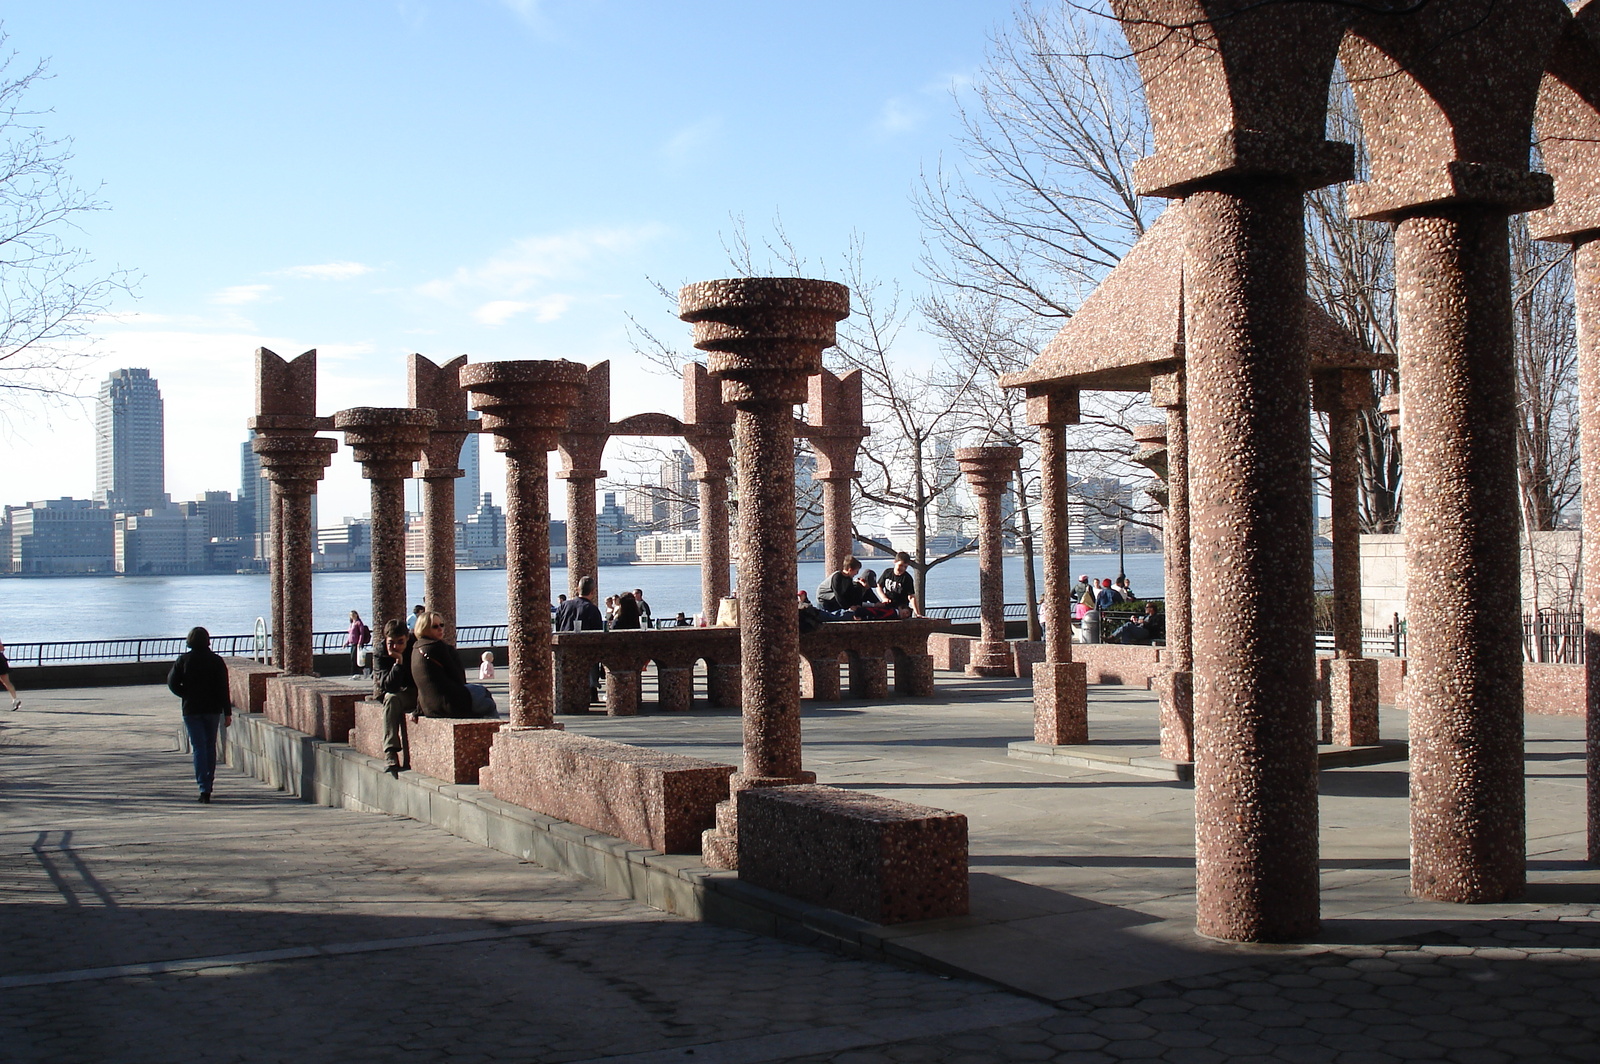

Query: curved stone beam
[[611, 411, 688, 437]]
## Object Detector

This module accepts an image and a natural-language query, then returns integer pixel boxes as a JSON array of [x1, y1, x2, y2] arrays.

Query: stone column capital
[[252, 434, 338, 488], [955, 446, 1022, 493], [334, 407, 437, 481], [1025, 387, 1080, 427], [680, 277, 850, 406], [462, 360, 591, 453]]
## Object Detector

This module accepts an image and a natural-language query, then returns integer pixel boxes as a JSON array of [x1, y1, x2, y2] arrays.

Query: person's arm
[[166, 655, 186, 700], [220, 658, 233, 723]]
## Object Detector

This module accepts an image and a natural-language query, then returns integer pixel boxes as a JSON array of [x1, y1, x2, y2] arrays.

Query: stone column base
[[894, 653, 935, 697], [1154, 669, 1194, 763], [708, 662, 741, 708], [800, 655, 842, 700], [700, 770, 817, 871], [966, 641, 1017, 678], [1328, 657, 1380, 747], [605, 666, 640, 716], [850, 654, 889, 698], [657, 666, 693, 712], [1033, 661, 1088, 745]]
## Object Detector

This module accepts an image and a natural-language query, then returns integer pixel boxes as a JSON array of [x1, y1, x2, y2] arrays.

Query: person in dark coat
[[378, 619, 416, 775], [410, 612, 496, 718], [167, 626, 232, 803], [612, 592, 642, 630], [554, 576, 606, 702]]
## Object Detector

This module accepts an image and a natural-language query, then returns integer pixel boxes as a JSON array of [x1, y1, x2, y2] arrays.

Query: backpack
[[359, 623, 371, 645]]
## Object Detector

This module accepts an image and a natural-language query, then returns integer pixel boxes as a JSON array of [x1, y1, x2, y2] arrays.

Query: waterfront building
[[94, 368, 165, 514], [464, 492, 506, 568], [659, 448, 696, 531], [795, 448, 824, 560], [114, 504, 208, 575], [635, 530, 701, 564], [319, 518, 372, 571], [596, 491, 639, 563], [9, 498, 115, 574]]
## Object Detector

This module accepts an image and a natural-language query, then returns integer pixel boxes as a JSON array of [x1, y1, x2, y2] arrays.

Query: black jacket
[[411, 637, 472, 717], [380, 636, 416, 696], [168, 648, 232, 716], [553, 597, 604, 632]]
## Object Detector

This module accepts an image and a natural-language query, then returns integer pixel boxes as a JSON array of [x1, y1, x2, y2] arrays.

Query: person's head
[[1101, 579, 1112, 588], [675, 611, 687, 622], [383, 619, 409, 656], [842, 555, 861, 575], [859, 569, 877, 588], [481, 651, 494, 663], [411, 605, 424, 616], [186, 626, 211, 650], [349, 610, 360, 622], [797, 589, 810, 603], [894, 551, 911, 573], [633, 588, 643, 598], [1145, 603, 1158, 616], [578, 575, 596, 600], [605, 595, 616, 608], [413, 611, 447, 640], [1118, 574, 1128, 585], [558, 593, 567, 604], [1078, 574, 1088, 583]]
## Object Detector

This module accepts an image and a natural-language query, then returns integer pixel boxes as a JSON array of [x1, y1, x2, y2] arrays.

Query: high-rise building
[[454, 415, 482, 522], [10, 498, 115, 574], [94, 368, 165, 513], [659, 449, 696, 531]]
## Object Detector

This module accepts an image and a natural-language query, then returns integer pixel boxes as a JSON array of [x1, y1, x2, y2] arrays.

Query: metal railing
[[1524, 608, 1583, 664], [5, 624, 511, 667]]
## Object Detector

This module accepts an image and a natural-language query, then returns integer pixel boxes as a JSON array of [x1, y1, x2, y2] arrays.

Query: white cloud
[[418, 225, 664, 304], [473, 294, 573, 326], [276, 261, 374, 280], [499, 0, 547, 28], [877, 97, 923, 134], [212, 284, 272, 305], [661, 117, 722, 165]]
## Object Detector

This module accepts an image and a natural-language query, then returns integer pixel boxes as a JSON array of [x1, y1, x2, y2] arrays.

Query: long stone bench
[[479, 729, 735, 854], [348, 700, 502, 784], [263, 676, 361, 742], [224, 657, 280, 714], [553, 618, 950, 715], [735, 784, 969, 925]]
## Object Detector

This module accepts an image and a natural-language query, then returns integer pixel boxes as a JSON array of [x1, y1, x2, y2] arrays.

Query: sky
[[0, 0, 1010, 525]]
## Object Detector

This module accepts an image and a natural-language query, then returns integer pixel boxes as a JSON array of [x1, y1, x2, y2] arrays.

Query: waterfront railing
[[6, 624, 512, 668]]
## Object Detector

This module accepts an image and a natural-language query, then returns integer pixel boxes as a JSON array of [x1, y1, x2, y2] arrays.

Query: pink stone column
[[1578, 236, 1600, 864], [1151, 372, 1195, 762], [252, 437, 337, 675], [1185, 180, 1320, 942], [816, 473, 855, 570], [688, 438, 733, 618], [334, 408, 437, 665], [1315, 371, 1379, 748], [461, 361, 589, 731], [559, 364, 613, 601], [1391, 209, 1526, 904], [1028, 389, 1088, 744], [957, 447, 1023, 678], [561, 470, 603, 599], [269, 485, 285, 668], [409, 354, 475, 646], [681, 277, 849, 870]]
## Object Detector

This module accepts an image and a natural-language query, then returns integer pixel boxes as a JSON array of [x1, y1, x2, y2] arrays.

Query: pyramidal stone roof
[[1001, 203, 1393, 393]]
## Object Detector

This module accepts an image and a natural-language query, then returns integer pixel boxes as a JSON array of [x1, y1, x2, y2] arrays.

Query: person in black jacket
[[167, 627, 232, 803], [377, 619, 416, 775]]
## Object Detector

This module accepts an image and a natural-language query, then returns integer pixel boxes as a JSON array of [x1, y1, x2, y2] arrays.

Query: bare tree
[[0, 42, 132, 411], [1508, 215, 1578, 533]]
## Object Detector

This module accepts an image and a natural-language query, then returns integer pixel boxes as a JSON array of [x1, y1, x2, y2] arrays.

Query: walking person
[[632, 588, 653, 629], [167, 627, 232, 803], [345, 610, 370, 678], [0, 635, 19, 710]]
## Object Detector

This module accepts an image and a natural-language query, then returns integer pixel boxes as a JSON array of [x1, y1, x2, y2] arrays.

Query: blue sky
[[1, 1, 1007, 523]]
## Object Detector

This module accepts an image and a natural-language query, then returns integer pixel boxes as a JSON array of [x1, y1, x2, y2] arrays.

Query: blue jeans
[[184, 713, 224, 795]]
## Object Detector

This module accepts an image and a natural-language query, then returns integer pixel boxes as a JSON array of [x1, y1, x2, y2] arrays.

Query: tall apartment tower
[[454, 415, 481, 522], [660, 448, 696, 531], [94, 368, 165, 513]]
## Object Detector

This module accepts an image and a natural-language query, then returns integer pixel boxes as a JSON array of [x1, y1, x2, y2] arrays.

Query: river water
[[4, 551, 1209, 643]]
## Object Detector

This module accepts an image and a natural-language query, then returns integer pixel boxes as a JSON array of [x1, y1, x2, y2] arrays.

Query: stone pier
[[956, 447, 1022, 679], [1315, 369, 1379, 747], [1150, 372, 1194, 763], [461, 360, 589, 732], [249, 348, 336, 677], [806, 368, 868, 572], [1027, 389, 1088, 745], [409, 354, 476, 644], [683, 362, 735, 620], [1344, 1, 1565, 903], [334, 407, 438, 669], [558, 362, 612, 601], [1529, 1, 1600, 863], [681, 277, 850, 870]]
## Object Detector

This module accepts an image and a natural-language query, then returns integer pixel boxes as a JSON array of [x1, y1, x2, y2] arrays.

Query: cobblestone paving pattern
[[3, 685, 1598, 1063]]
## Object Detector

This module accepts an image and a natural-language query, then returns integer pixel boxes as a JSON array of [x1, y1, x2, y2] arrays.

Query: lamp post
[[1117, 515, 1127, 580]]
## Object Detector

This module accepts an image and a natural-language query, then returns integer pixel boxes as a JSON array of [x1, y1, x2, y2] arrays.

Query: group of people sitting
[[377, 610, 499, 775], [802, 552, 921, 626]]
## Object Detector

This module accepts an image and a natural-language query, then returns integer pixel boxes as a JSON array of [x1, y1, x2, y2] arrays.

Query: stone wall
[[1360, 531, 1584, 628]]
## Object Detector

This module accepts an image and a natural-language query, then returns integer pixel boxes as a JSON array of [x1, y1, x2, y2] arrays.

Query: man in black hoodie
[[167, 627, 232, 803]]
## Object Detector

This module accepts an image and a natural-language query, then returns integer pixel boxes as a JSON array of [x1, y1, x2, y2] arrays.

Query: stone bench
[[263, 676, 360, 742], [736, 784, 969, 924], [479, 729, 735, 854], [1070, 643, 1165, 688], [552, 628, 742, 716], [348, 700, 502, 784], [928, 632, 976, 672], [224, 657, 280, 714], [797, 618, 949, 700]]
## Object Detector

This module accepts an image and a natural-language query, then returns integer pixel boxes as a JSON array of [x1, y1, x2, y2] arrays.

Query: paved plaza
[[2, 674, 1598, 1063]]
